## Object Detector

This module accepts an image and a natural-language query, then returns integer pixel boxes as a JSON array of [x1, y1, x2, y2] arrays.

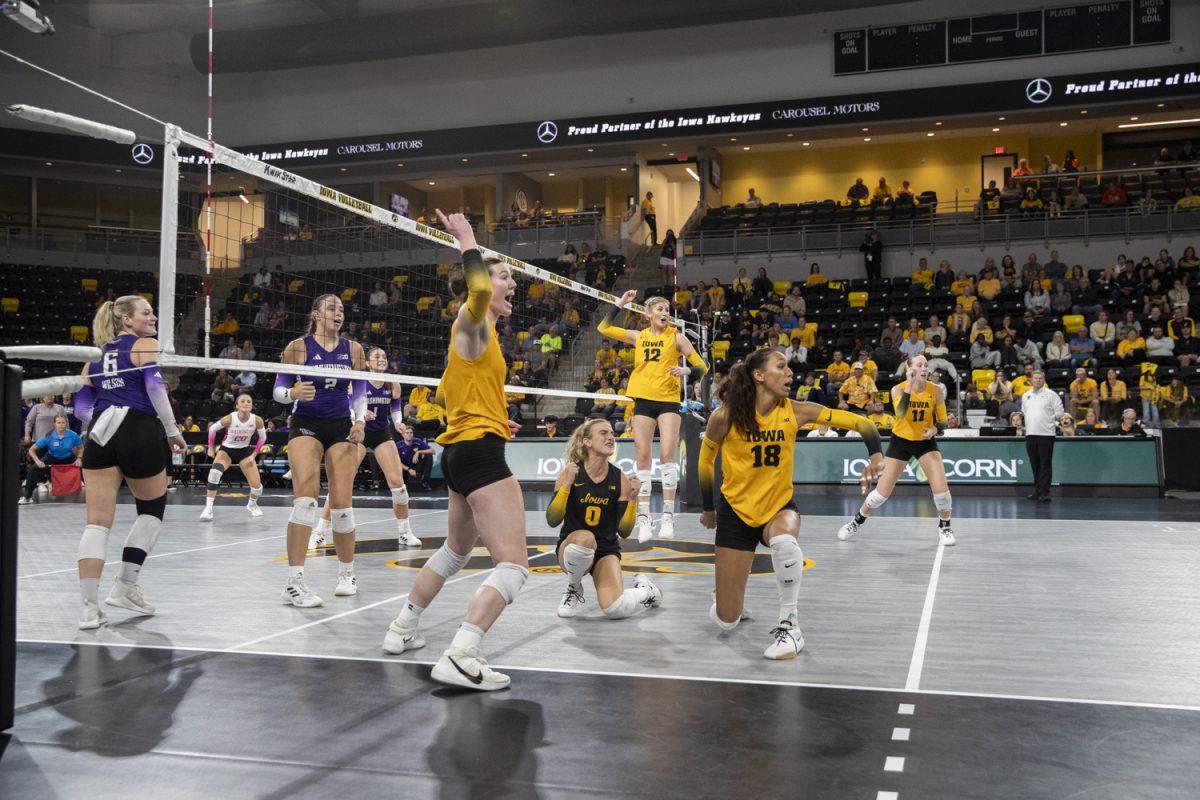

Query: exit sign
[[994, 146, 1006, 154]]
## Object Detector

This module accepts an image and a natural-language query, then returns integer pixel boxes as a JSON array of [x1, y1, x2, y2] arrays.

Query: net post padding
[[157, 124, 181, 357]]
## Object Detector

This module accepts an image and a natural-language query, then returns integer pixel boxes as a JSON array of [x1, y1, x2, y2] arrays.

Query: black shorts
[[362, 427, 395, 451], [715, 495, 798, 553], [81, 409, 169, 480], [219, 445, 256, 464], [288, 414, 353, 450], [440, 434, 513, 497], [632, 398, 681, 419], [555, 534, 622, 572], [885, 436, 940, 462]]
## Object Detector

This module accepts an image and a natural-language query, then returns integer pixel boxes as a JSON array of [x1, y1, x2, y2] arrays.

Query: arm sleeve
[[143, 364, 181, 439], [597, 304, 630, 341], [350, 379, 368, 423], [390, 397, 405, 427], [253, 427, 267, 454], [272, 373, 294, 404], [462, 248, 492, 323], [699, 435, 719, 512], [617, 500, 636, 538], [895, 390, 911, 417], [545, 486, 569, 528], [74, 386, 95, 424], [817, 407, 883, 456], [934, 399, 948, 434], [686, 350, 708, 380], [207, 419, 225, 449]]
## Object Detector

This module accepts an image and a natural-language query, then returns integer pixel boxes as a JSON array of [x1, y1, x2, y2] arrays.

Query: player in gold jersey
[[699, 349, 883, 659], [382, 211, 525, 692], [837, 353, 956, 546], [598, 289, 707, 542]]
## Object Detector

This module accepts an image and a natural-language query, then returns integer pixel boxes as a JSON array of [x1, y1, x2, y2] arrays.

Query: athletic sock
[[396, 518, 412, 535], [338, 561, 355, 576], [288, 565, 304, 580], [204, 496, 215, 508], [450, 622, 484, 652], [394, 600, 426, 629], [80, 577, 99, 604], [117, 561, 142, 585], [854, 512, 867, 526]]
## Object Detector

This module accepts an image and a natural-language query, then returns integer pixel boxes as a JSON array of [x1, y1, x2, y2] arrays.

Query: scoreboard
[[835, 0, 1170, 74]]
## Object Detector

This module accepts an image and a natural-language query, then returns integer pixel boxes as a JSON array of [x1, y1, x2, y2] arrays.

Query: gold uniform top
[[626, 325, 683, 403], [436, 319, 512, 445], [891, 380, 939, 442], [719, 400, 798, 527]]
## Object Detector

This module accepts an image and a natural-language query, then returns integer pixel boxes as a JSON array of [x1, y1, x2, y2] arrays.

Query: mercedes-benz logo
[[1025, 78, 1052, 104], [536, 120, 558, 144], [131, 143, 155, 165]]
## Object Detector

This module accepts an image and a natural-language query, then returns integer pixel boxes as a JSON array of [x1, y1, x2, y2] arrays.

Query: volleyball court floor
[[4, 490, 1199, 799]]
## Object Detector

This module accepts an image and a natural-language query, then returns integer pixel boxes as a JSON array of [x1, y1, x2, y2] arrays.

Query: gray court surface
[[5, 495, 1200, 799]]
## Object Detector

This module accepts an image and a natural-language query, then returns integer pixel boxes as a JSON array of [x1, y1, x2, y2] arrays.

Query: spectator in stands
[[268, 302, 287, 329], [825, 350, 851, 394], [872, 178, 892, 203], [538, 325, 564, 372], [783, 335, 808, 369], [899, 329, 926, 361], [989, 372, 1018, 419], [946, 310, 971, 349], [1013, 158, 1034, 178], [866, 399, 895, 430], [923, 314, 946, 346], [745, 188, 763, 208], [1012, 363, 1035, 397], [1115, 408, 1147, 436], [1070, 368, 1100, 420], [1045, 330, 1072, 369], [1007, 411, 1026, 437], [1024, 281, 1050, 317], [1180, 141, 1198, 162], [590, 376, 618, 420], [782, 285, 806, 319], [1116, 309, 1142, 340], [705, 280, 726, 312], [232, 369, 257, 391], [253, 302, 271, 327], [1138, 367, 1161, 427], [806, 263, 827, 287], [860, 230, 882, 282], [641, 192, 657, 246], [19, 413, 83, 505], [1069, 326, 1096, 368], [731, 267, 750, 295], [1162, 377, 1191, 426], [369, 282, 388, 308], [1074, 408, 1106, 435], [977, 266, 1001, 301], [933, 259, 954, 291], [1168, 277, 1190, 309], [394, 424, 434, 492], [1062, 149, 1080, 172], [1100, 368, 1128, 423], [1040, 154, 1061, 175], [1071, 276, 1104, 319], [217, 337, 241, 360], [1000, 179, 1022, 207], [995, 314, 1018, 342], [951, 271, 974, 297], [1175, 321, 1199, 367], [749, 266, 773, 305], [253, 265, 272, 294], [912, 257, 934, 290], [924, 335, 956, 382], [211, 370, 234, 403], [977, 180, 1000, 216], [1143, 277, 1168, 315], [1153, 147, 1175, 166], [847, 178, 869, 204], [1168, 305, 1196, 339], [878, 315, 901, 347], [969, 314, 994, 345], [1064, 186, 1088, 212], [896, 180, 916, 203], [413, 396, 447, 435], [1146, 325, 1175, 364], [658, 230, 678, 288], [22, 394, 66, 446], [212, 311, 239, 337], [1048, 281, 1072, 315], [240, 339, 256, 362], [838, 362, 876, 415], [1013, 332, 1042, 369], [1143, 304, 1166, 336], [970, 333, 1000, 370], [1138, 189, 1159, 216], [1176, 188, 1200, 211], [1020, 187, 1043, 215], [962, 383, 987, 411], [558, 243, 579, 276], [793, 372, 826, 405], [1047, 190, 1064, 216], [872, 336, 903, 375], [608, 355, 629, 388], [1101, 182, 1128, 208], [1088, 310, 1117, 353]]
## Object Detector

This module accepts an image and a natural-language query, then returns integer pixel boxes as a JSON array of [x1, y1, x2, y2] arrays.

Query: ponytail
[[563, 418, 611, 465], [92, 295, 144, 347], [306, 293, 340, 335], [717, 348, 776, 438]]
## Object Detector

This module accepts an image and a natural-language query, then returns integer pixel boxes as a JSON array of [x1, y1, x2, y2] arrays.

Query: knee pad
[[603, 592, 637, 619], [427, 542, 471, 578], [288, 496, 318, 528], [206, 464, 227, 491], [329, 507, 355, 534], [135, 494, 167, 520], [865, 489, 888, 509], [769, 535, 802, 572], [481, 562, 529, 605], [562, 543, 595, 570], [124, 514, 162, 562], [708, 602, 741, 632], [390, 484, 409, 507], [932, 491, 952, 514], [660, 462, 679, 491], [77, 524, 110, 561], [636, 469, 652, 497], [250, 485, 263, 498]]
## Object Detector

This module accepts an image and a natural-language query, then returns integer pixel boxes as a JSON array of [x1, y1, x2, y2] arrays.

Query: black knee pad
[[135, 493, 168, 520]]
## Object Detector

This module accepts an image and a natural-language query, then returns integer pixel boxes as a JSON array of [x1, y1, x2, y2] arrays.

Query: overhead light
[[685, 167, 700, 182], [729, 138, 737, 142], [935, 121, 943, 126], [1119, 117, 1200, 129], [114, 168, 122, 173], [992, 127, 1000, 132], [927, 132, 935, 137], [619, 167, 628, 172], [1080, 109, 1088, 114], [660, 143, 668, 147], [1130, 116, 1139, 121], [461, 157, 469, 162], [1157, 102, 1165, 108], [44, 161, 52, 166], [742, 146, 750, 150], [548, 172, 555, 176], [521, 153, 528, 157], [428, 181, 436, 185], [239, 194, 249, 204], [1059, 122, 1068, 127], [669, 152, 675, 156], [586, 148, 594, 153], [998, 116, 1006, 121], [786, 133, 794, 137], [339, 167, 347, 171], [802, 142, 810, 146], [396, 163, 404, 167], [862, 127, 869, 132], [863, 137, 871, 142]]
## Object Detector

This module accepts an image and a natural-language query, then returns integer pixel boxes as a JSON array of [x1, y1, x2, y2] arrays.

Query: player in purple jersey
[[272, 294, 368, 607], [72, 295, 187, 630], [311, 347, 420, 549]]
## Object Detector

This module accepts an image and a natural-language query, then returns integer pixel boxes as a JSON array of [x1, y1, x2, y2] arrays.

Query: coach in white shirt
[[1021, 370, 1064, 502]]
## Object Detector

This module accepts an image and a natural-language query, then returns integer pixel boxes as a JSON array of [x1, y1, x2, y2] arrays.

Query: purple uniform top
[[364, 381, 394, 432], [87, 333, 158, 417], [295, 335, 353, 419]]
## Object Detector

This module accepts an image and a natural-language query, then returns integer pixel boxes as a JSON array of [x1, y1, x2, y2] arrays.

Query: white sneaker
[[78, 599, 107, 630], [247, 500, 263, 518], [763, 621, 805, 660], [431, 647, 511, 691], [105, 580, 156, 615], [18, 497, 31, 505], [657, 514, 675, 539], [382, 620, 426, 654], [939, 526, 956, 546], [282, 470, 292, 481], [634, 514, 653, 543], [281, 576, 323, 607], [557, 584, 586, 618], [334, 572, 358, 596], [199, 505, 214, 522], [837, 519, 858, 540], [308, 524, 327, 550], [398, 530, 421, 547], [635, 574, 663, 608]]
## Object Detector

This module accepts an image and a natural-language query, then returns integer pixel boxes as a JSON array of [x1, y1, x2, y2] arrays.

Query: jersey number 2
[[324, 377, 338, 390], [751, 444, 781, 468], [584, 505, 602, 526]]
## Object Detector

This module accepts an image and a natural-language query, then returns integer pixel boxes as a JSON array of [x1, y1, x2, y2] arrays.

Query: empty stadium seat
[[848, 291, 869, 309], [69, 326, 88, 343], [1061, 314, 1085, 333], [972, 369, 995, 390]]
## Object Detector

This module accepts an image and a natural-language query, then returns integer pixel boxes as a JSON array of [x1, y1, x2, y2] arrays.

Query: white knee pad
[[288, 496, 318, 528], [932, 491, 952, 514], [206, 464, 226, 490], [481, 562, 529, 605], [660, 462, 679, 491], [603, 592, 637, 619], [125, 514, 162, 555], [769, 535, 802, 571], [865, 489, 888, 509], [636, 469, 652, 498], [427, 542, 471, 578], [562, 543, 595, 570], [708, 602, 741, 632], [77, 524, 110, 561], [390, 485, 409, 507], [330, 507, 355, 534]]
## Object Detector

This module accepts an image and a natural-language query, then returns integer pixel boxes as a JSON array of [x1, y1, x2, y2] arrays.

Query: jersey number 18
[[750, 444, 782, 468]]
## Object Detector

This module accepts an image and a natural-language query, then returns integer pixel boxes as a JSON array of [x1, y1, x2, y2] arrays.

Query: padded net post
[[157, 123, 181, 356]]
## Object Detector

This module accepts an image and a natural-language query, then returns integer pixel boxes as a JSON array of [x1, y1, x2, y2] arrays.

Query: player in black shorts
[[547, 418, 663, 619]]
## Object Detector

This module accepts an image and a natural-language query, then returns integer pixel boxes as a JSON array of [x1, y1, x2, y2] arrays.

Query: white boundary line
[[905, 540, 946, 692], [15, 637, 1200, 714]]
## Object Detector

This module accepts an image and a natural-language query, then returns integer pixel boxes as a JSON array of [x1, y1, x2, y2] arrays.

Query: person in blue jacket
[[20, 413, 83, 504]]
